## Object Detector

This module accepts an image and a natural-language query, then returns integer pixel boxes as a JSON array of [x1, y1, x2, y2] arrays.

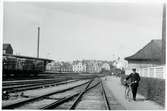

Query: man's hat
[[132, 68, 136, 71]]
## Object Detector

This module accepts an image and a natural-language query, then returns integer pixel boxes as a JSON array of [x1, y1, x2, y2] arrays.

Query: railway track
[[3, 79, 77, 93], [3, 78, 71, 86], [3, 77, 124, 110], [101, 80, 111, 110], [2, 79, 90, 109], [40, 78, 111, 110], [68, 80, 110, 110]]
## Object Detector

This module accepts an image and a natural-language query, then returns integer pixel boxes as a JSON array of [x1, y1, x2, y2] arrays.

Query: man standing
[[126, 68, 140, 101]]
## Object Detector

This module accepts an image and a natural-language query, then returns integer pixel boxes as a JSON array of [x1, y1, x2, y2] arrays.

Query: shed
[[3, 43, 13, 54]]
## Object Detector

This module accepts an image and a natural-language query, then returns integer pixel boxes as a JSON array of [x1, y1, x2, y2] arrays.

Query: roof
[[125, 40, 162, 61], [61, 62, 72, 68], [3, 54, 53, 62], [3, 43, 13, 50]]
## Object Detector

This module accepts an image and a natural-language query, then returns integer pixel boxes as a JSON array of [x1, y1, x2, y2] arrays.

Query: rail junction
[[2, 77, 124, 110]]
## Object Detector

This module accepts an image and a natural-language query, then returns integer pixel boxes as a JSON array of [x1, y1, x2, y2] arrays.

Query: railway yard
[[2, 2, 166, 110], [2, 74, 125, 110]]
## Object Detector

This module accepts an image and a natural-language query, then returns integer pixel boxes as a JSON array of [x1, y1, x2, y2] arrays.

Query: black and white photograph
[[1, 0, 166, 110]]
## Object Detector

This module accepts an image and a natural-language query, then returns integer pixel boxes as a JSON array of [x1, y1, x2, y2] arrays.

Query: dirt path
[[102, 76, 164, 110]]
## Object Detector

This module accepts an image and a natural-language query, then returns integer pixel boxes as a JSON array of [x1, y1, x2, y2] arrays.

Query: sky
[[3, 2, 163, 61]]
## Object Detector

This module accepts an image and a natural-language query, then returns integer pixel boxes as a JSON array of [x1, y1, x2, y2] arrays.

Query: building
[[85, 61, 101, 73], [3, 43, 13, 54], [46, 62, 62, 72], [125, 39, 165, 79], [72, 61, 86, 73], [46, 61, 73, 72], [46, 62, 53, 71], [95, 62, 102, 73], [53, 62, 62, 72], [101, 63, 110, 71], [60, 62, 73, 72], [113, 58, 128, 70]]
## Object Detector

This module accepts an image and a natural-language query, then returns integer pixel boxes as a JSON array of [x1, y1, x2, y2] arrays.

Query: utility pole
[[162, 3, 166, 64], [37, 27, 40, 58]]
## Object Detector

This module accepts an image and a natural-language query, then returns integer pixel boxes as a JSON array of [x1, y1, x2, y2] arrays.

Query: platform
[[102, 76, 164, 110]]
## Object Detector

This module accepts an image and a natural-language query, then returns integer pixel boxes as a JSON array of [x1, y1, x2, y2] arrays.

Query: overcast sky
[[3, 2, 163, 61]]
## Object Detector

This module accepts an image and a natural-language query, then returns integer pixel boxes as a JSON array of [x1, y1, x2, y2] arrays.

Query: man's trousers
[[131, 84, 138, 100]]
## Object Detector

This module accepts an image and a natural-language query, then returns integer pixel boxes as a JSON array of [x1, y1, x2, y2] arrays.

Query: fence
[[126, 65, 166, 79]]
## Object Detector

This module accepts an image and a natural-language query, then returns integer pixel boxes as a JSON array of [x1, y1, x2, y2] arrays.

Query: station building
[[125, 39, 165, 79]]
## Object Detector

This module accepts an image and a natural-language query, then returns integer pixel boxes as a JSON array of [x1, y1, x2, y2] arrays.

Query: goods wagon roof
[[3, 54, 53, 62]]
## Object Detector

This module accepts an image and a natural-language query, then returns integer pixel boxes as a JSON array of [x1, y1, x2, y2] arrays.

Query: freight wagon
[[3, 54, 52, 77]]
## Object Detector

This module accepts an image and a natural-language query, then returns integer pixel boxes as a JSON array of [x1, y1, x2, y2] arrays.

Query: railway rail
[[41, 78, 110, 110], [3, 78, 68, 86], [101, 80, 111, 110], [3, 77, 120, 110], [3, 79, 77, 93], [68, 80, 110, 110], [2, 79, 90, 109]]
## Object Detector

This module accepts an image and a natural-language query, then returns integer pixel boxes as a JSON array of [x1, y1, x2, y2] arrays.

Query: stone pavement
[[102, 76, 164, 110]]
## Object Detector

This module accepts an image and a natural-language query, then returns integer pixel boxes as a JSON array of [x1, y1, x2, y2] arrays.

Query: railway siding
[[2, 80, 89, 109], [3, 77, 127, 110], [75, 83, 105, 110], [3, 79, 77, 93]]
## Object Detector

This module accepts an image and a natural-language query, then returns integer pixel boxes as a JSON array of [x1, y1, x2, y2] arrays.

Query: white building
[[115, 59, 128, 70], [72, 61, 86, 72], [46, 62, 53, 71]]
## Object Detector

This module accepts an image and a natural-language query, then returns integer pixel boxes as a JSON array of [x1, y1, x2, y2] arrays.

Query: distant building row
[[46, 60, 111, 73]]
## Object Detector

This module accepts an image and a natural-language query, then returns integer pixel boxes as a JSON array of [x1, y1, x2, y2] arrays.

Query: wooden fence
[[126, 65, 166, 79]]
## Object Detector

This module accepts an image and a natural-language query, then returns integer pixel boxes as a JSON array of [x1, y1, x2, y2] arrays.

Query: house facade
[[46, 62, 62, 72], [60, 62, 73, 72], [46, 62, 73, 72], [72, 61, 86, 72], [85, 61, 101, 73], [46, 62, 53, 71]]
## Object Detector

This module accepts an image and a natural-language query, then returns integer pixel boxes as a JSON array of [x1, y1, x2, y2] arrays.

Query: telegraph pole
[[162, 3, 166, 64], [37, 27, 40, 58]]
